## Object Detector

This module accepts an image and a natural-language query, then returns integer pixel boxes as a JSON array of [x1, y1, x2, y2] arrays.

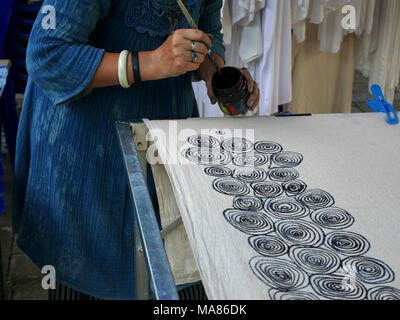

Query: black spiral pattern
[[188, 134, 220, 148], [272, 151, 304, 168], [223, 210, 274, 235], [252, 182, 283, 199], [264, 197, 309, 220], [221, 137, 254, 154], [232, 152, 269, 167], [289, 246, 341, 274], [184, 134, 399, 300], [275, 220, 324, 247], [204, 166, 232, 178], [367, 286, 400, 300], [248, 235, 289, 258], [268, 289, 320, 300], [283, 180, 307, 196], [233, 196, 263, 212], [268, 168, 300, 183], [325, 231, 370, 256], [254, 141, 283, 154], [311, 207, 355, 230], [182, 147, 231, 166], [310, 274, 367, 300], [233, 167, 268, 183], [250, 257, 309, 291], [296, 189, 335, 210], [212, 178, 250, 197], [342, 256, 395, 285]]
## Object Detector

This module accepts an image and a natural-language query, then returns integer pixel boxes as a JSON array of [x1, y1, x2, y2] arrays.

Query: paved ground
[[1, 73, 399, 300]]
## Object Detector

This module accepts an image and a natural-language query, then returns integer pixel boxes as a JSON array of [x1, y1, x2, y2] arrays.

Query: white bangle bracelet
[[118, 50, 131, 89]]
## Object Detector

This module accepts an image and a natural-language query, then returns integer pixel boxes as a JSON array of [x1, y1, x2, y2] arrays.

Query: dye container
[[211, 66, 250, 116]]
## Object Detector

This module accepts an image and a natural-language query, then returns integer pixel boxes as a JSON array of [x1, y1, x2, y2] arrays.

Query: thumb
[[206, 79, 217, 105]]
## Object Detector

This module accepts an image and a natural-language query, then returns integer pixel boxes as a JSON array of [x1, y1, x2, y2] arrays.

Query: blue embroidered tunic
[[12, 0, 224, 299]]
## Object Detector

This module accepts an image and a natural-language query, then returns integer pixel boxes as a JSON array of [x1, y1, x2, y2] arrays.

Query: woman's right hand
[[150, 29, 212, 79]]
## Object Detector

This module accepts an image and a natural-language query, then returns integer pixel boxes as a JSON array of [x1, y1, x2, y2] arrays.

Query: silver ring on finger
[[191, 41, 196, 51], [192, 51, 199, 63]]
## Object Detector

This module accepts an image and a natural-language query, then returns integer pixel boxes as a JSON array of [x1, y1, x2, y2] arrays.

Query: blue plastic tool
[[367, 84, 399, 125]]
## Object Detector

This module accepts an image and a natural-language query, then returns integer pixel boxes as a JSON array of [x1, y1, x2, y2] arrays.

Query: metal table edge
[[116, 121, 179, 300]]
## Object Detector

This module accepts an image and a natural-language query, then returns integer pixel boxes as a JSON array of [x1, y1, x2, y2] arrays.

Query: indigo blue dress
[[12, 0, 224, 299]]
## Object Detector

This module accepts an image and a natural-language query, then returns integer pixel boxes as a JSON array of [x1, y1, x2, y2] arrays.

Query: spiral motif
[[182, 147, 231, 166], [268, 168, 300, 183], [187, 134, 220, 148], [367, 286, 400, 300], [212, 178, 250, 196], [283, 180, 307, 196], [232, 152, 269, 167], [310, 274, 367, 300], [223, 210, 274, 235], [221, 137, 254, 154], [233, 196, 263, 212], [272, 151, 304, 168], [289, 246, 341, 274], [252, 182, 284, 199], [248, 235, 289, 257], [325, 231, 370, 256], [268, 289, 320, 300], [311, 207, 355, 230], [233, 167, 268, 183], [264, 197, 309, 220], [250, 257, 309, 291], [254, 141, 283, 154], [275, 220, 325, 247], [204, 166, 232, 178], [296, 189, 335, 210], [342, 256, 395, 285]]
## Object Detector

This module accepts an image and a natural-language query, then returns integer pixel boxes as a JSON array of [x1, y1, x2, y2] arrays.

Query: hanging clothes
[[194, 0, 266, 118], [288, 22, 356, 114], [248, 0, 292, 116], [292, 0, 310, 43], [356, 0, 400, 104]]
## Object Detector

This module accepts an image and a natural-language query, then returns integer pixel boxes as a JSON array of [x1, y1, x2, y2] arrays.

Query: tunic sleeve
[[26, 0, 115, 105], [198, 0, 225, 62]]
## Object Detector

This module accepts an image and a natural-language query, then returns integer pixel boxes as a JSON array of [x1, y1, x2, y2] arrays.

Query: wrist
[[139, 50, 159, 82], [199, 53, 225, 81]]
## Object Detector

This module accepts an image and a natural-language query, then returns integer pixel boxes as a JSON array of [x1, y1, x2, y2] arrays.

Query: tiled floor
[[1, 73, 399, 300]]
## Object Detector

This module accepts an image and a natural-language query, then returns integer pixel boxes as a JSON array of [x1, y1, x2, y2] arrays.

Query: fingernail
[[248, 100, 254, 107]]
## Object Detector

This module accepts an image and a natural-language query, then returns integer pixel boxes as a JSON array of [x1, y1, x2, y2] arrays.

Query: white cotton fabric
[[145, 114, 400, 300]]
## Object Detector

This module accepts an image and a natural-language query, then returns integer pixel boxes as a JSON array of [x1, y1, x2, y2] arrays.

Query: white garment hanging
[[247, 0, 292, 115], [292, 0, 310, 43], [367, 0, 400, 104], [195, 0, 266, 118], [355, 0, 379, 78], [221, 0, 232, 45]]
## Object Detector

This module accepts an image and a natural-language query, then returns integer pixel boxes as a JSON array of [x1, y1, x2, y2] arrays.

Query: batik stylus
[[176, 0, 220, 72]]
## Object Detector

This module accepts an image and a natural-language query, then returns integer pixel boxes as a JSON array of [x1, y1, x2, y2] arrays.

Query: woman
[[12, 0, 260, 299]]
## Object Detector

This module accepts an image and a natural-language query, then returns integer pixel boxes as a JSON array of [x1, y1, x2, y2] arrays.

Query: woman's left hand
[[238, 68, 260, 111]]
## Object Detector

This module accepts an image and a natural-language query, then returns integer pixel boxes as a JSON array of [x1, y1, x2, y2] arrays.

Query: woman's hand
[[239, 68, 260, 110], [150, 29, 212, 80]]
